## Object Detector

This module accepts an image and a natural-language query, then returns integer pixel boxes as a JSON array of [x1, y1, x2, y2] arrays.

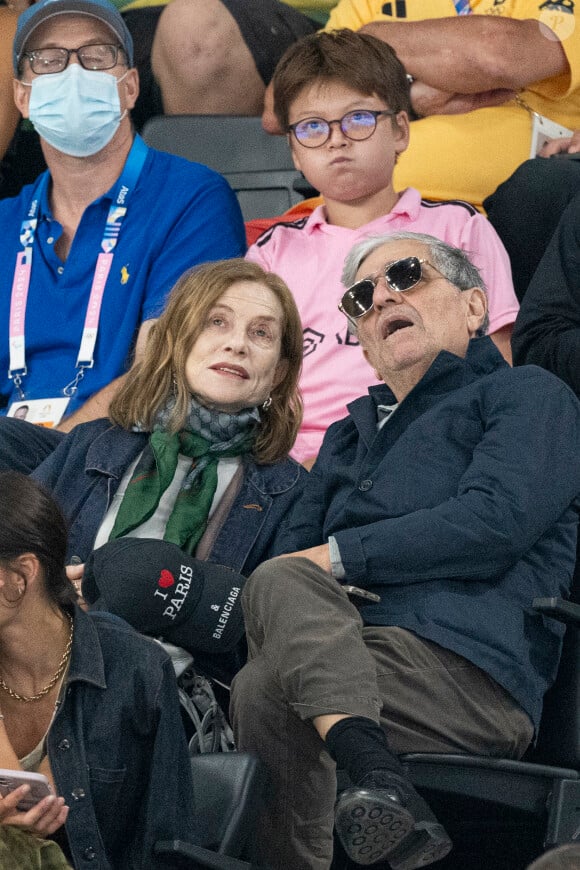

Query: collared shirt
[[0, 144, 245, 415], [247, 187, 518, 462], [47, 606, 197, 869]]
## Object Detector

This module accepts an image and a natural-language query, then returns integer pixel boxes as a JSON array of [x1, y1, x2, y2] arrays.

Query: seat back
[[189, 752, 266, 855], [529, 580, 580, 769], [141, 115, 306, 221]]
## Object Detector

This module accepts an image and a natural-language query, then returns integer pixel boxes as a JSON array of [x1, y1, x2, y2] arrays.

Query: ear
[[13, 77, 31, 119], [463, 287, 488, 336], [392, 111, 410, 156], [120, 68, 140, 113], [13, 553, 40, 586], [0, 553, 39, 600]]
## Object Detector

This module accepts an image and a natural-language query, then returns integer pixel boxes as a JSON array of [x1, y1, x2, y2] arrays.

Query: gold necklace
[[0, 612, 74, 703]]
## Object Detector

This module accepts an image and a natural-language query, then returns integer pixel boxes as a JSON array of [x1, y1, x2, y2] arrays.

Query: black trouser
[[0, 417, 64, 473], [484, 156, 580, 302]]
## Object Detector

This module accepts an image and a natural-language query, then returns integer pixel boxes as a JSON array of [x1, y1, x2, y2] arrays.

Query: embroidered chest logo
[[120, 266, 130, 284], [303, 328, 325, 358]]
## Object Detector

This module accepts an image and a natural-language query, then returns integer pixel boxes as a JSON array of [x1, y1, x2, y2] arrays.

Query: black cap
[[83, 538, 245, 654]]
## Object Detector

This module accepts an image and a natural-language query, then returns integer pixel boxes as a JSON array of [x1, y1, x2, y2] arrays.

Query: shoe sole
[[386, 821, 453, 870], [335, 788, 415, 866]]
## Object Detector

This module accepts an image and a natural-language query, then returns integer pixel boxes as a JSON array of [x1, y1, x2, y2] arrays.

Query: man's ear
[[464, 287, 488, 336], [121, 67, 140, 113], [13, 78, 31, 119], [393, 111, 410, 156]]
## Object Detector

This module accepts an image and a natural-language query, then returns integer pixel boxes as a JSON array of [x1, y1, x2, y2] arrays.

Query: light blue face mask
[[25, 64, 128, 157]]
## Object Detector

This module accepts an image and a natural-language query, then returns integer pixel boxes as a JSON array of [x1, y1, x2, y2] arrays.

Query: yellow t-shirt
[[325, 0, 580, 207]]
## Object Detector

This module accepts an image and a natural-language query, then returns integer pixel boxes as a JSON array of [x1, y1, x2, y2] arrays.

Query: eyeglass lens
[[340, 257, 424, 319], [294, 110, 380, 147], [27, 44, 120, 75]]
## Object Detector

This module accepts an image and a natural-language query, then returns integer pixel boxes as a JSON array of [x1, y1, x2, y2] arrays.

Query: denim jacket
[[49, 607, 197, 869], [33, 419, 306, 571]]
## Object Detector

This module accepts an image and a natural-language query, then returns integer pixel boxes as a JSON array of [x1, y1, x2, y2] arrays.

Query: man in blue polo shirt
[[0, 0, 245, 471]]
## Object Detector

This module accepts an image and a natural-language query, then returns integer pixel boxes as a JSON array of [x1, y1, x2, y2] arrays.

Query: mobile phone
[[342, 585, 381, 605], [0, 769, 53, 811]]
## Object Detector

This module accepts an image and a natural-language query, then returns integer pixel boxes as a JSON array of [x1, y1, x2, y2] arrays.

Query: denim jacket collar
[[66, 605, 107, 690]]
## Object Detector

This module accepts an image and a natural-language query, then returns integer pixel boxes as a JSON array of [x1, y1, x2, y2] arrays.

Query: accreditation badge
[[8, 397, 70, 427], [530, 113, 573, 158]]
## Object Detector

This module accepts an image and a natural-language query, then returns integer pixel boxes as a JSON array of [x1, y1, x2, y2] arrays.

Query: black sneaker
[[334, 771, 452, 869]]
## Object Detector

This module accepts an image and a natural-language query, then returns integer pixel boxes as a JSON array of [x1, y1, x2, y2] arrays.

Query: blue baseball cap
[[13, 0, 134, 74]]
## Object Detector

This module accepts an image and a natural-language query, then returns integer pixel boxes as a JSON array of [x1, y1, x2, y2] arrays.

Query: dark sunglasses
[[339, 256, 437, 323]]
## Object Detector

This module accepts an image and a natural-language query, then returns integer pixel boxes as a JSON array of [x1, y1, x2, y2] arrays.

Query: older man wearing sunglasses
[[230, 231, 580, 870]]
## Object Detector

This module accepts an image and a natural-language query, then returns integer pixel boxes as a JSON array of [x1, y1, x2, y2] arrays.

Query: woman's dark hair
[[0, 472, 76, 612]]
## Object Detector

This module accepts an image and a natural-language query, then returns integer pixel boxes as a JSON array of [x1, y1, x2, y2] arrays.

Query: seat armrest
[[532, 597, 580, 627], [154, 840, 255, 870]]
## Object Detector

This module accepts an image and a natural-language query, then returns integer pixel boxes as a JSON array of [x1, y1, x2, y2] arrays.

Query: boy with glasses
[[246, 29, 518, 467]]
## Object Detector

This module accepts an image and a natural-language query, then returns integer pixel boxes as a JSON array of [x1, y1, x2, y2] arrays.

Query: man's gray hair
[[341, 231, 489, 335]]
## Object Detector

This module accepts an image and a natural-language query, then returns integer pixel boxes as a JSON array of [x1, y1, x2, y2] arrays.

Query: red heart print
[[158, 569, 175, 589]]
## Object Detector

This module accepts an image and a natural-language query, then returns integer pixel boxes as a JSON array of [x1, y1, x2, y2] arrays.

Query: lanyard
[[453, 0, 471, 13], [8, 135, 148, 400]]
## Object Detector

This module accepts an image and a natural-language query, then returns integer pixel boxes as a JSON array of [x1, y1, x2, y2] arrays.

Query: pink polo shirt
[[246, 187, 519, 464]]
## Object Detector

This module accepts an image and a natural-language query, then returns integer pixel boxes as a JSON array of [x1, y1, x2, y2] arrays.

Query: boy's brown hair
[[272, 29, 412, 130]]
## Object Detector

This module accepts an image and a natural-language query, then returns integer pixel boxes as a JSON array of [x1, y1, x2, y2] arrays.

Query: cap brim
[[14, 0, 134, 72]]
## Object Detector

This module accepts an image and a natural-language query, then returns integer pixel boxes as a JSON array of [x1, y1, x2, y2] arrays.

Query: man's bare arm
[[360, 17, 568, 94], [55, 319, 156, 433]]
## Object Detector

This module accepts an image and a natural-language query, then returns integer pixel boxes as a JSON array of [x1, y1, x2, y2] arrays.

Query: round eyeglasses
[[339, 257, 443, 324], [287, 109, 396, 148], [22, 44, 125, 75]]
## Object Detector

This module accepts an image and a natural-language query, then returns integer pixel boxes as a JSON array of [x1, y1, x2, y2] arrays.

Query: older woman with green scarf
[[33, 258, 306, 673]]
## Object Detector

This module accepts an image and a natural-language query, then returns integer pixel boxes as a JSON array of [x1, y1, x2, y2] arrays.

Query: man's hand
[[279, 544, 332, 573], [0, 787, 69, 836], [410, 81, 516, 117], [539, 130, 580, 157]]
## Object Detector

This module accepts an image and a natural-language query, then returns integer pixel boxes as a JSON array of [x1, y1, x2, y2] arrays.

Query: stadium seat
[[141, 115, 308, 222], [154, 752, 267, 869]]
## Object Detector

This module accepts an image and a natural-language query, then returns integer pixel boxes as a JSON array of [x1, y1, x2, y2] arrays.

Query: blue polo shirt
[[0, 138, 246, 415]]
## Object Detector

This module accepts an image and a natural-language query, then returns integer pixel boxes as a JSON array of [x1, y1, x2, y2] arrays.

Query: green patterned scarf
[[109, 398, 259, 554]]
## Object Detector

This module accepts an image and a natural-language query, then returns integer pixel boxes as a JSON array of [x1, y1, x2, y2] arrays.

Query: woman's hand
[[66, 563, 87, 610], [0, 787, 69, 836]]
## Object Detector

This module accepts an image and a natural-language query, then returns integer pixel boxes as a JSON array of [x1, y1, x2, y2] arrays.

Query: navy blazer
[[277, 337, 580, 731]]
